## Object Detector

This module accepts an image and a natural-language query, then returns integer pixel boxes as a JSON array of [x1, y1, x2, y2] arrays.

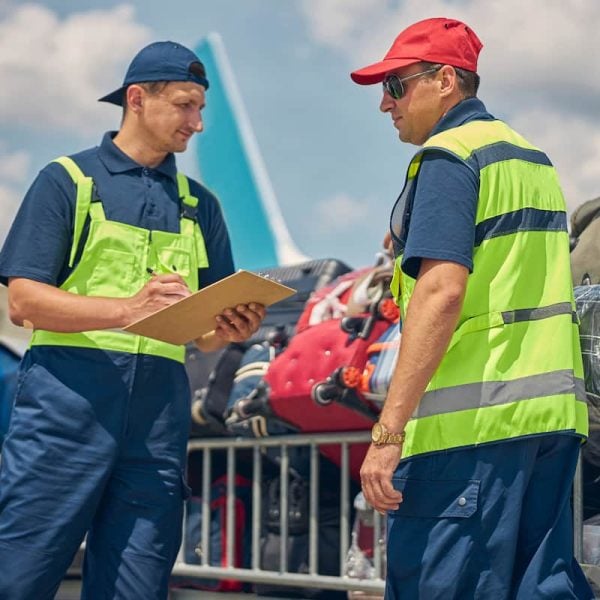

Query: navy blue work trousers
[[386, 434, 594, 599], [0, 346, 191, 600]]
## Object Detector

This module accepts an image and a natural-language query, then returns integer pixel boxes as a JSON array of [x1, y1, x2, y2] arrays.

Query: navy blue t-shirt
[[0, 132, 234, 288], [400, 98, 496, 279]]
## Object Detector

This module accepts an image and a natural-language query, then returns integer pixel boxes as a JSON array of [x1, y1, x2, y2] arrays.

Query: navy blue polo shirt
[[0, 132, 234, 288], [401, 98, 496, 279]]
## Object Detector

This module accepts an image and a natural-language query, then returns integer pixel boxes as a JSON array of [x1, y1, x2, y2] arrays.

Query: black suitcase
[[250, 258, 352, 342], [187, 258, 352, 438]]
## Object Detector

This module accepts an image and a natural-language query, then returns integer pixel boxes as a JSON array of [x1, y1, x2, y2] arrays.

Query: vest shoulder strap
[[176, 172, 209, 268], [52, 156, 97, 268], [176, 172, 199, 217]]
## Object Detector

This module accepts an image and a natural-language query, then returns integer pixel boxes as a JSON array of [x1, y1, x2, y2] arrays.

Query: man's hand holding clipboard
[[123, 270, 295, 347]]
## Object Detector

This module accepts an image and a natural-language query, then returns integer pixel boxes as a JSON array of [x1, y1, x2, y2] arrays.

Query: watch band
[[382, 430, 405, 445], [371, 422, 405, 446]]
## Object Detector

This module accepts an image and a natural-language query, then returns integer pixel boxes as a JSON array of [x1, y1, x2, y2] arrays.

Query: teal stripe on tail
[[194, 33, 307, 270]]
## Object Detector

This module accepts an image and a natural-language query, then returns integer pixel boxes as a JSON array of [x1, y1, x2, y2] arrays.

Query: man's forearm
[[194, 330, 228, 353], [8, 277, 132, 332], [378, 260, 467, 432]]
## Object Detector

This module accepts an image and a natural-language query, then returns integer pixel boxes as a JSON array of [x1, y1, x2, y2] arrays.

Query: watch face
[[372, 422, 383, 443]]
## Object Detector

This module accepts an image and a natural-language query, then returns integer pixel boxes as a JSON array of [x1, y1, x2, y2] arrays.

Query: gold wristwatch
[[371, 422, 405, 446]]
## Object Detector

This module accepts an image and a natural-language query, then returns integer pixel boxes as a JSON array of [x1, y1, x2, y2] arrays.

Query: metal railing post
[[309, 443, 320, 575], [279, 444, 289, 573], [574, 451, 584, 562], [252, 445, 262, 570], [226, 446, 236, 568], [339, 442, 350, 577], [200, 448, 211, 566]]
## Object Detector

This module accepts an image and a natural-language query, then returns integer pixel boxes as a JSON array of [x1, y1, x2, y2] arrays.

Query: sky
[[0, 0, 599, 269]]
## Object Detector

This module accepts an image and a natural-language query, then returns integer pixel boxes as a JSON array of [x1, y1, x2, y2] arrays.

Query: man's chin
[[171, 140, 190, 153]]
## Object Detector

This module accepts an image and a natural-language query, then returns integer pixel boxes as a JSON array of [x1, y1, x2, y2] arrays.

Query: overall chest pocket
[[87, 250, 136, 297], [156, 246, 192, 277]]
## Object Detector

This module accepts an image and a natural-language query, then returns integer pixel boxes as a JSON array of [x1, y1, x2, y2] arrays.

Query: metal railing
[[171, 431, 386, 595], [171, 432, 595, 596], [0, 430, 593, 594]]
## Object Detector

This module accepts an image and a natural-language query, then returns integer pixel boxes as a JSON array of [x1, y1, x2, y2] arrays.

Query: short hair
[[421, 62, 480, 98], [120, 60, 208, 120], [121, 81, 169, 120]]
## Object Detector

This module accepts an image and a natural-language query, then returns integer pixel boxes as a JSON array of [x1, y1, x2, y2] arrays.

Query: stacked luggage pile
[[177, 256, 401, 597]]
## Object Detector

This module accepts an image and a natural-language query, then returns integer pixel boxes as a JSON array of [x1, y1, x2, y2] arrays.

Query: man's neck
[[113, 128, 167, 169]]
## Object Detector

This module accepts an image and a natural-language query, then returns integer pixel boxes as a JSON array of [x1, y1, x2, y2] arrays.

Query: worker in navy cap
[[0, 40, 264, 599], [354, 18, 593, 599]]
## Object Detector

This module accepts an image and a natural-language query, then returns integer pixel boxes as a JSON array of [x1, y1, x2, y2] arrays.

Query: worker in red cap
[[354, 17, 593, 599]]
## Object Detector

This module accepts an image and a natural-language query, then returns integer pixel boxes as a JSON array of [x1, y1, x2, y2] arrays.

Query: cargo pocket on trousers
[[389, 477, 480, 518]]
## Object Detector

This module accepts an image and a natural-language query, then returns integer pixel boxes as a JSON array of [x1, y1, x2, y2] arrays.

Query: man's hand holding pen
[[127, 269, 192, 323]]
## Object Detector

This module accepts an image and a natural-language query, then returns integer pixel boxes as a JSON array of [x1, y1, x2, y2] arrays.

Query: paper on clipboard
[[123, 270, 296, 345]]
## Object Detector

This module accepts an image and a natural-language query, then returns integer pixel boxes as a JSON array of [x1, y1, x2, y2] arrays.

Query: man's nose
[[191, 112, 203, 133], [380, 90, 394, 113]]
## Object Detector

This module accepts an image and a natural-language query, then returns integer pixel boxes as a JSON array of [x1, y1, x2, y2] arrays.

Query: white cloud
[[299, 0, 382, 50], [300, 0, 600, 208], [0, 183, 22, 245], [0, 143, 30, 184], [301, 0, 600, 111], [314, 192, 370, 231], [0, 144, 30, 245], [0, 3, 151, 134]]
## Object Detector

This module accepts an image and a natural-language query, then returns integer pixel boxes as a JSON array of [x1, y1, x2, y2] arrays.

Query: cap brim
[[98, 86, 126, 106], [350, 57, 421, 85]]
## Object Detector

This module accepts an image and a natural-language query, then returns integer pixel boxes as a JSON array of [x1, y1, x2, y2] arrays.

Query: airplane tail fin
[[193, 33, 308, 270]]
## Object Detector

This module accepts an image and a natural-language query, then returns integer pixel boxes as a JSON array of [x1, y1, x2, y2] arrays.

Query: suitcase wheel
[[312, 381, 339, 406]]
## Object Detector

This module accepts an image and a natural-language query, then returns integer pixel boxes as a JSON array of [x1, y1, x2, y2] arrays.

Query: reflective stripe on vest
[[30, 156, 209, 363], [389, 119, 587, 459]]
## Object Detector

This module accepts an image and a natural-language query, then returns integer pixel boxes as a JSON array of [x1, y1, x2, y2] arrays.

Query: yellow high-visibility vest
[[390, 120, 588, 459], [30, 156, 209, 363]]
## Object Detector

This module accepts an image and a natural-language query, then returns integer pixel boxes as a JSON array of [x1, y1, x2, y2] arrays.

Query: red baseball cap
[[351, 17, 483, 85]]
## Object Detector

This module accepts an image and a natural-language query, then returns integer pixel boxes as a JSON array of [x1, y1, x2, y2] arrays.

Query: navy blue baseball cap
[[99, 40, 209, 106]]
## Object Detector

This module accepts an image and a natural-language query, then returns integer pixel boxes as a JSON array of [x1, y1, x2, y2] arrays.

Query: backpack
[[570, 197, 600, 285], [255, 459, 357, 599], [188, 343, 246, 437], [224, 340, 293, 438], [296, 261, 396, 334], [173, 474, 252, 593]]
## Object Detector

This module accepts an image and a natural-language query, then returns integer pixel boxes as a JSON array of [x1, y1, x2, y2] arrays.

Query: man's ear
[[439, 65, 458, 98], [125, 85, 144, 113]]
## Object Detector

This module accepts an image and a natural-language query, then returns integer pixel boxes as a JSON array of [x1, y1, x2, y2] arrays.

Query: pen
[[146, 266, 178, 275]]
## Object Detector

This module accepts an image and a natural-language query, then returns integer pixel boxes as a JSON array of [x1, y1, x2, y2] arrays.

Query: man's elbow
[[438, 283, 465, 314], [416, 260, 468, 314], [7, 279, 34, 327], [8, 297, 26, 326]]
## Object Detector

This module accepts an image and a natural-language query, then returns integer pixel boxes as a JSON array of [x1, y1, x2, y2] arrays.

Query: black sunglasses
[[382, 66, 442, 100]]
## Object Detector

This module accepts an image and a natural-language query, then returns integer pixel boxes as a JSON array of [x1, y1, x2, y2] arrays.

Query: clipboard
[[123, 270, 296, 345]]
